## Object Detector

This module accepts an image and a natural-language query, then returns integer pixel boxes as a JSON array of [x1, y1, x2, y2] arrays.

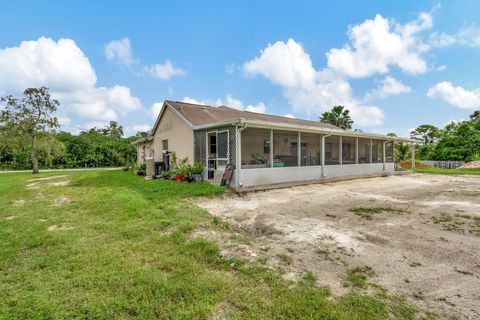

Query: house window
[[217, 131, 229, 159], [162, 139, 168, 151], [209, 134, 216, 155], [273, 130, 298, 167], [241, 128, 270, 168], [300, 133, 321, 166]]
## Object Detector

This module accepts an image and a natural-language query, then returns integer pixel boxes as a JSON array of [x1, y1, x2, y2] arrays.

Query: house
[[133, 100, 416, 190]]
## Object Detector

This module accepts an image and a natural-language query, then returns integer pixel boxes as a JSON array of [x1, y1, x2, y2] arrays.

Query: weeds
[[350, 207, 405, 220], [344, 266, 375, 288]]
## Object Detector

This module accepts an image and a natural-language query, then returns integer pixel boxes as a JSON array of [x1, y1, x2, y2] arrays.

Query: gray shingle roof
[[166, 100, 342, 130]]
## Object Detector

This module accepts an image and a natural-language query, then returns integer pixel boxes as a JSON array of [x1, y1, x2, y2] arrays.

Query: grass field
[[415, 167, 480, 175], [0, 170, 420, 319]]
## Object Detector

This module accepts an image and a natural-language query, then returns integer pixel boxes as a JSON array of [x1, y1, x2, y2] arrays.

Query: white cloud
[[181, 94, 267, 114], [243, 39, 384, 126], [429, 25, 480, 48], [435, 65, 447, 72], [283, 114, 295, 118], [150, 102, 163, 120], [0, 37, 141, 122], [143, 60, 186, 80], [326, 12, 431, 78], [105, 38, 135, 67], [244, 39, 316, 89], [427, 81, 480, 110], [363, 76, 411, 101], [105, 38, 185, 80]]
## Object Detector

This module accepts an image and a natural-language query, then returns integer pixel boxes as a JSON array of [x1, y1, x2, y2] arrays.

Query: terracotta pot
[[175, 175, 184, 182]]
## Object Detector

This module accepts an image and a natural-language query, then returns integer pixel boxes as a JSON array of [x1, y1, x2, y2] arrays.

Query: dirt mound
[[398, 160, 432, 169], [459, 161, 480, 169]]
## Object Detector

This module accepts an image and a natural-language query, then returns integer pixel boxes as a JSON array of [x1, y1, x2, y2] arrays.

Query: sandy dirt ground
[[195, 173, 480, 319]]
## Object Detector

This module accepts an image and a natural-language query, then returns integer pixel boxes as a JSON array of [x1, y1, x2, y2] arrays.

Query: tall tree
[[1, 87, 59, 173], [319, 106, 353, 130], [410, 124, 442, 144], [101, 121, 124, 138], [470, 110, 480, 122]]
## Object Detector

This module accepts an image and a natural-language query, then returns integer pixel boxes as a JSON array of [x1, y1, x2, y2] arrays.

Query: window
[[241, 128, 270, 168], [386, 141, 394, 163], [372, 140, 383, 163], [208, 133, 216, 158], [273, 130, 298, 167], [301, 133, 321, 166], [342, 137, 356, 164], [324, 136, 340, 165], [162, 139, 168, 151], [358, 138, 371, 163]]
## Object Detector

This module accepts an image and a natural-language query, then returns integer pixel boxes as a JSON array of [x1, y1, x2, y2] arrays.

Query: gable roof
[[165, 100, 342, 130]]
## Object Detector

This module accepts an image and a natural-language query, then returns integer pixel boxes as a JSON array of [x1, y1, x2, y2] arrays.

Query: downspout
[[321, 133, 332, 178]]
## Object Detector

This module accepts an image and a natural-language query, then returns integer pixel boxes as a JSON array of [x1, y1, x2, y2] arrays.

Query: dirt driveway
[[195, 173, 480, 319]]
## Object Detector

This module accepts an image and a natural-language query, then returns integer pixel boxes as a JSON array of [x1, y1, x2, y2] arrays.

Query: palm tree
[[319, 105, 353, 130]]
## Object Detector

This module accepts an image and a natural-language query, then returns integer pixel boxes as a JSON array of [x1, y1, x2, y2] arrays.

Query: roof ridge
[[167, 100, 214, 108]]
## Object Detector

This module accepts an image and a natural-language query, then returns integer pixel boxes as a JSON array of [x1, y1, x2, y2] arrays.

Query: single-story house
[[133, 100, 416, 190]]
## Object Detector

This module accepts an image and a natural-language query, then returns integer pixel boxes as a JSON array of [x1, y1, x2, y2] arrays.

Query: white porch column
[[411, 143, 416, 170], [382, 141, 386, 171], [355, 137, 359, 164], [321, 135, 326, 177], [298, 132, 301, 166], [235, 126, 242, 187], [369, 139, 373, 164], [339, 136, 343, 165], [270, 129, 273, 168]]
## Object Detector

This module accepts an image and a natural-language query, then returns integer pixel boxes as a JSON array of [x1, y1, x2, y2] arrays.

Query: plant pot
[[175, 175, 185, 182], [193, 174, 203, 182], [186, 177, 194, 183]]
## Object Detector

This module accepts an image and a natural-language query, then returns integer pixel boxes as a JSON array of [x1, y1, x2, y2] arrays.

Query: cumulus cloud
[[429, 25, 480, 48], [243, 39, 384, 126], [150, 102, 163, 120], [427, 81, 480, 109], [105, 38, 135, 67], [105, 37, 185, 80], [0, 37, 141, 122], [283, 114, 295, 118], [363, 76, 411, 101], [181, 94, 267, 114], [326, 12, 431, 78], [143, 60, 186, 80]]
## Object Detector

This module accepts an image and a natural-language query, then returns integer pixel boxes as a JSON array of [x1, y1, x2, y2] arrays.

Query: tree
[[410, 124, 442, 144], [319, 106, 353, 130], [1, 87, 59, 173], [470, 110, 480, 122], [101, 121, 124, 138]]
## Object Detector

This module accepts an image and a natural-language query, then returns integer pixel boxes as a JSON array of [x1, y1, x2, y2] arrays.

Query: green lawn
[[415, 167, 480, 175], [0, 170, 419, 319]]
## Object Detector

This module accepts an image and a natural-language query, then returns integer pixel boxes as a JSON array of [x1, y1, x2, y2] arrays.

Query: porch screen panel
[[324, 136, 340, 165], [217, 131, 229, 160], [372, 140, 383, 163], [358, 138, 371, 163], [385, 141, 394, 163], [241, 128, 270, 169], [301, 133, 321, 166], [342, 137, 356, 164], [273, 130, 298, 167]]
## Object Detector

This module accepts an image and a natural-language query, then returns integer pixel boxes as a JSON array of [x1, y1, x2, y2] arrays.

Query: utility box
[[145, 158, 155, 178]]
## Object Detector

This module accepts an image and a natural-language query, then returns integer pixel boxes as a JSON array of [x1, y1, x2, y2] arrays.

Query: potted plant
[[174, 157, 189, 182], [191, 162, 205, 182]]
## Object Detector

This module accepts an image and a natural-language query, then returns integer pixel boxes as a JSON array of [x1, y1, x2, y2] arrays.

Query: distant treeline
[[0, 121, 140, 170]]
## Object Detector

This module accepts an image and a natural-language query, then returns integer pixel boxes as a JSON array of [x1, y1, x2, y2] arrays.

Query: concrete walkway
[[0, 167, 123, 174]]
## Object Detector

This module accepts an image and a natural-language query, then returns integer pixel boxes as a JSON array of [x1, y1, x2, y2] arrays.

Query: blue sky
[[1, 1, 479, 137]]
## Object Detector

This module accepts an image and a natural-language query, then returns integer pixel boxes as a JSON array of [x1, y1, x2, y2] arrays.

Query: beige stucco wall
[[136, 142, 153, 164], [152, 106, 194, 163]]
